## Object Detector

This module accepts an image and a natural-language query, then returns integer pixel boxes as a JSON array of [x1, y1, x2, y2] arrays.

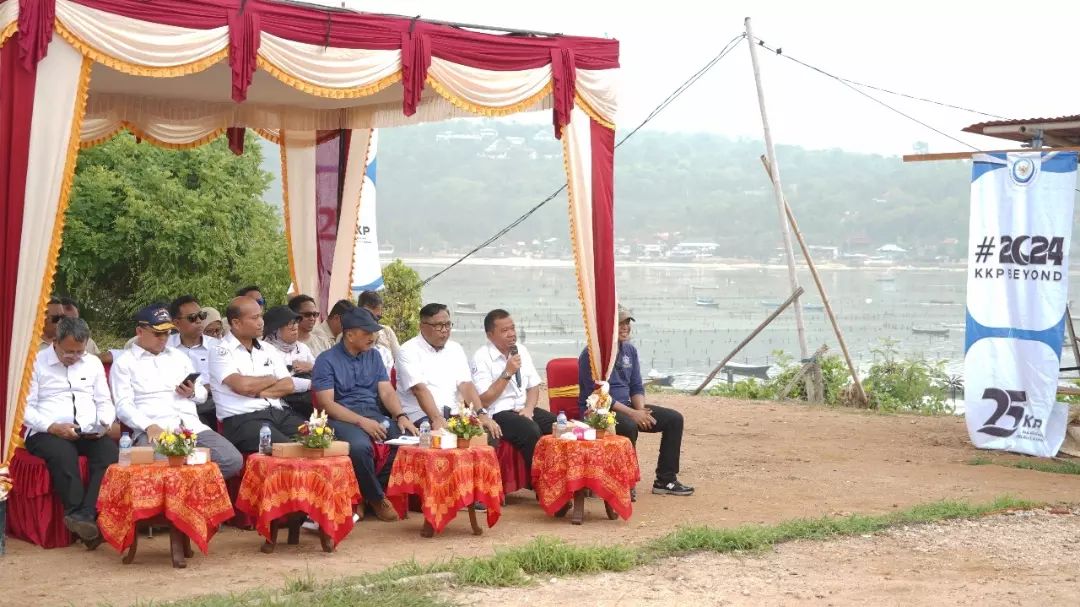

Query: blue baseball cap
[[341, 308, 382, 333], [134, 305, 175, 332]]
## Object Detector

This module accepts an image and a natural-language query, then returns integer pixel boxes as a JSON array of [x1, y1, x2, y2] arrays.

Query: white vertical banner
[[964, 151, 1078, 457], [352, 130, 383, 292]]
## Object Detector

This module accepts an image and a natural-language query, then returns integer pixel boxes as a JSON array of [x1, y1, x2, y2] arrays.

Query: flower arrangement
[[295, 410, 335, 449], [446, 403, 485, 441], [153, 425, 198, 457], [0, 464, 12, 503], [583, 382, 616, 431]]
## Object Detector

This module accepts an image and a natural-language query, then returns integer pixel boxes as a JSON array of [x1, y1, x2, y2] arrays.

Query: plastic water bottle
[[556, 412, 568, 437], [418, 421, 432, 448], [118, 432, 132, 467], [377, 419, 391, 444], [258, 423, 273, 455]]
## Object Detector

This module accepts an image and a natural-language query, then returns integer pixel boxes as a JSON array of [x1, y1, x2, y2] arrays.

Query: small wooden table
[[96, 462, 233, 568], [234, 454, 361, 553], [531, 435, 640, 525], [386, 445, 503, 537]]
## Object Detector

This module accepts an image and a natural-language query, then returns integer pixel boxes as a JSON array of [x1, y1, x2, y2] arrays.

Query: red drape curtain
[[589, 120, 616, 375], [0, 38, 39, 456], [314, 130, 351, 316]]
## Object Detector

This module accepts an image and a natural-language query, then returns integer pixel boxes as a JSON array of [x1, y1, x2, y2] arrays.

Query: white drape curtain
[[327, 129, 373, 305], [427, 58, 551, 111], [56, 0, 228, 69], [5, 39, 86, 453], [561, 107, 604, 379], [281, 131, 319, 301], [259, 33, 400, 93], [0, 1, 17, 37], [576, 68, 618, 125]]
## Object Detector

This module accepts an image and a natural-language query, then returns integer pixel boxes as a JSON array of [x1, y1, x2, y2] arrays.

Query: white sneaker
[[353, 513, 360, 523], [301, 519, 320, 532]]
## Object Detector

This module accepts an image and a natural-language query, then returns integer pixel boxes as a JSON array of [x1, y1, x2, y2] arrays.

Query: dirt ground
[[446, 508, 1080, 606], [1, 395, 1079, 607]]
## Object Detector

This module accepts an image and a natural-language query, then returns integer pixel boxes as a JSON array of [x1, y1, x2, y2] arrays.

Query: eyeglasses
[[182, 311, 208, 323], [423, 322, 454, 331], [300, 312, 320, 319], [47, 314, 64, 324], [256, 298, 266, 307]]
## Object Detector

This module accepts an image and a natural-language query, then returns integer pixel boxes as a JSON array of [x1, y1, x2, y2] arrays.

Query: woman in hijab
[[263, 305, 317, 418]]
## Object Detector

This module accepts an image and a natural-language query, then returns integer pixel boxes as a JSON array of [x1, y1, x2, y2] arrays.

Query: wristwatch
[[500, 372, 513, 381], [477, 407, 489, 417], [395, 413, 408, 420]]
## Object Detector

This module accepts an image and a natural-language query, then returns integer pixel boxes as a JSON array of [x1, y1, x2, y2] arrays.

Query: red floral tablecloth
[[97, 462, 233, 554], [235, 454, 361, 547], [531, 435, 640, 520], [386, 446, 502, 534]]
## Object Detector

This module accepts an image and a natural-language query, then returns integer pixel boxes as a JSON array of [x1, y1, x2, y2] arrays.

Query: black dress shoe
[[64, 514, 101, 542]]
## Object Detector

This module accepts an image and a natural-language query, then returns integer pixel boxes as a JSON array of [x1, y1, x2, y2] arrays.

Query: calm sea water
[[408, 259, 1038, 391]]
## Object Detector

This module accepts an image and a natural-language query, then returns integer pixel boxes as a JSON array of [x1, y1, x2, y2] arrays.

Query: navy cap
[[134, 305, 175, 332], [341, 308, 383, 333], [263, 305, 301, 337]]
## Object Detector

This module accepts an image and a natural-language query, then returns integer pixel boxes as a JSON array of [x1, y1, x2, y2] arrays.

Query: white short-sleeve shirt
[[396, 336, 473, 423], [208, 332, 292, 419], [471, 341, 541, 416]]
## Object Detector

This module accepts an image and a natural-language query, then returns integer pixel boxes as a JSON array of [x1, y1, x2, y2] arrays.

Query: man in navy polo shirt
[[312, 308, 418, 522], [578, 305, 694, 499]]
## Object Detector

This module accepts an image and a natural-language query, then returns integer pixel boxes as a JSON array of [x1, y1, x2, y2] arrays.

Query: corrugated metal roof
[[963, 115, 1080, 146]]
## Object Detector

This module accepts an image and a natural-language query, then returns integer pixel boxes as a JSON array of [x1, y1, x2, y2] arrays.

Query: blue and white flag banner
[[964, 151, 1078, 457], [352, 130, 383, 292]]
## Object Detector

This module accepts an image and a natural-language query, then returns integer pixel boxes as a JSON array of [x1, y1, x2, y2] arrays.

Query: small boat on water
[[912, 326, 950, 337], [695, 297, 720, 307], [456, 302, 476, 310], [454, 309, 487, 317], [691, 284, 720, 290], [646, 370, 675, 386], [875, 275, 896, 282], [721, 362, 771, 380], [760, 300, 823, 311]]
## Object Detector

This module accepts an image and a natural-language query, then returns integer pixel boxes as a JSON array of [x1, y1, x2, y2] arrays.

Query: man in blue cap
[[112, 304, 243, 479], [312, 307, 418, 522]]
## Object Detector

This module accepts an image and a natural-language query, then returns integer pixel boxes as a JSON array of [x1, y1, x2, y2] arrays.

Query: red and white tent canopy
[[0, 0, 619, 459]]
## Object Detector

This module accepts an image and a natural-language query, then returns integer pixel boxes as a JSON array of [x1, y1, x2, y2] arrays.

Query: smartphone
[[183, 372, 201, 385]]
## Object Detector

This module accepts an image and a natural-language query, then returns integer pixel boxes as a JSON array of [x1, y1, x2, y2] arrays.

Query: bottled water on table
[[118, 432, 132, 467], [418, 420, 432, 448], [377, 419, 391, 444], [258, 423, 273, 455], [556, 411, 568, 437]]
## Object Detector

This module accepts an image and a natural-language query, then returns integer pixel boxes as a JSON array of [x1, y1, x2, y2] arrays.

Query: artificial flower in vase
[[446, 403, 485, 448], [295, 410, 335, 457], [584, 383, 616, 438], [154, 425, 198, 466]]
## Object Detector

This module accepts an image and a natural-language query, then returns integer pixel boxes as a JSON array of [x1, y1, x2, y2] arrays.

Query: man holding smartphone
[[23, 317, 116, 545], [111, 305, 242, 479]]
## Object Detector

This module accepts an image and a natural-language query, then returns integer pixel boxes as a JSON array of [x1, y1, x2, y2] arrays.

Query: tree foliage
[[380, 259, 423, 342], [56, 132, 288, 334]]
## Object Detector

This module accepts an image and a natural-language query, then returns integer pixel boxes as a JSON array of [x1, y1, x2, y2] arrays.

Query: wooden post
[[745, 17, 811, 372], [778, 344, 829, 400], [1067, 304, 1080, 377], [760, 156, 869, 406], [692, 287, 804, 395]]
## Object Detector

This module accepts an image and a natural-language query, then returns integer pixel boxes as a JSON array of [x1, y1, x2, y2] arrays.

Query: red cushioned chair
[[495, 440, 529, 494], [7, 447, 89, 548], [546, 357, 581, 420]]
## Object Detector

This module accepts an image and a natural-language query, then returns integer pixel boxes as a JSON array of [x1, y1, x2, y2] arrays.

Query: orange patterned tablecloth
[[386, 446, 503, 534], [97, 463, 234, 554], [531, 435, 640, 520], [235, 454, 361, 547]]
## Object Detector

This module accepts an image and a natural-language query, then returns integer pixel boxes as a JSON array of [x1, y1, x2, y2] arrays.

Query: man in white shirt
[[397, 303, 500, 438], [23, 317, 117, 544], [38, 298, 65, 351], [59, 297, 103, 359], [111, 305, 242, 479], [472, 309, 555, 480], [209, 296, 304, 452], [167, 294, 220, 429], [303, 299, 353, 357]]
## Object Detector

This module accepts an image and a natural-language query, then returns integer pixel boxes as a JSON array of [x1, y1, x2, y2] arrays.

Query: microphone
[[508, 344, 521, 387]]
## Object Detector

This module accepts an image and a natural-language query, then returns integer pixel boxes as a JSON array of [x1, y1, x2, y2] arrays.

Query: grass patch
[[970, 455, 1080, 475], [148, 496, 1037, 607]]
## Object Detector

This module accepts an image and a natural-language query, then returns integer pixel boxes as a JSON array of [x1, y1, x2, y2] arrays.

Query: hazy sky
[[308, 0, 1080, 156]]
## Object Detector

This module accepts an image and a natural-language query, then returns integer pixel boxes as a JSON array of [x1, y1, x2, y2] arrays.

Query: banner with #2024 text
[[964, 151, 1077, 457]]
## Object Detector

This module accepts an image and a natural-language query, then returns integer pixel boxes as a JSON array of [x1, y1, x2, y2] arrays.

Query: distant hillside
[[260, 120, 980, 259]]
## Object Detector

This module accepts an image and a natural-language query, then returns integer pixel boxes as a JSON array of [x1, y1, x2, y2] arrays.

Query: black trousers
[[614, 404, 684, 485], [283, 391, 314, 420], [25, 432, 119, 518], [492, 408, 556, 480], [222, 406, 308, 453]]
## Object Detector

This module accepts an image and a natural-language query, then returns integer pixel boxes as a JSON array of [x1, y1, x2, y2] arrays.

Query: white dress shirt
[[266, 340, 316, 392], [111, 344, 209, 436], [396, 336, 472, 423], [166, 333, 219, 386], [23, 345, 115, 437], [471, 341, 541, 416], [208, 332, 292, 419]]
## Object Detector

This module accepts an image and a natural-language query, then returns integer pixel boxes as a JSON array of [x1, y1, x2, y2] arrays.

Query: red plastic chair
[[545, 357, 581, 420], [7, 448, 89, 548]]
